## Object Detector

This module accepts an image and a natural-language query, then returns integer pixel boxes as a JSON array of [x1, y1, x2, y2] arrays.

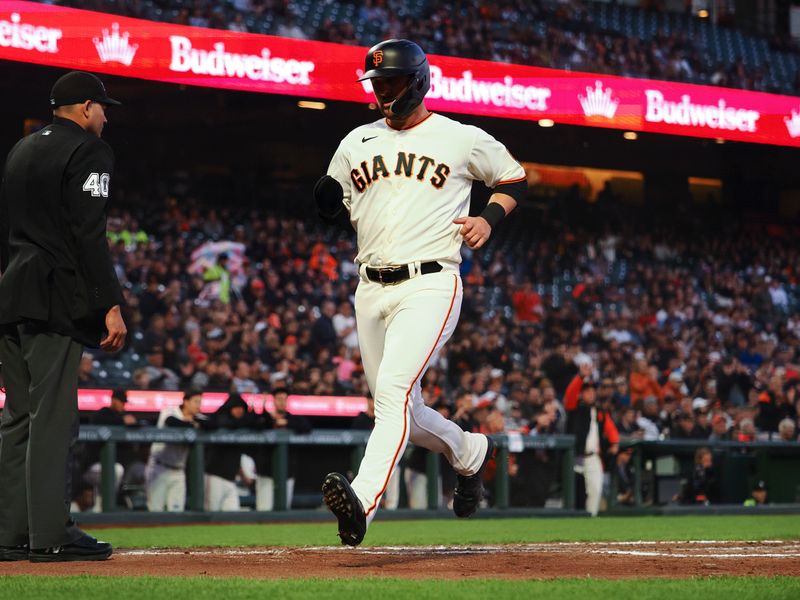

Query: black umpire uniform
[[0, 72, 125, 559]]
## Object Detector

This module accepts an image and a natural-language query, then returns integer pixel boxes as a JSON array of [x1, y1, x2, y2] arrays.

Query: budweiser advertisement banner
[[1, 1, 799, 144]]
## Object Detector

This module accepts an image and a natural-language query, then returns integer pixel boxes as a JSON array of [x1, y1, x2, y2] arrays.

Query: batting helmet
[[358, 39, 430, 118]]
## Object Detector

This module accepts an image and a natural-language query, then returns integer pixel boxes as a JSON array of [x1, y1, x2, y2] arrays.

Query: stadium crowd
[[37, 0, 800, 96], [60, 188, 799, 512], [74, 189, 800, 455]]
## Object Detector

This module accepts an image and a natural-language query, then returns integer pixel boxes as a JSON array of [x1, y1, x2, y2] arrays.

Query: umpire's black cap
[[50, 71, 121, 108]]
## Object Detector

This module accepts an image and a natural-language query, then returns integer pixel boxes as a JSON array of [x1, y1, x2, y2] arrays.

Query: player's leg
[[353, 278, 386, 396], [0, 326, 32, 548], [407, 379, 488, 475], [23, 327, 83, 549], [145, 462, 165, 511], [583, 455, 604, 516], [166, 471, 187, 512], [203, 474, 220, 511], [255, 476, 274, 511], [219, 479, 240, 512], [350, 272, 462, 524]]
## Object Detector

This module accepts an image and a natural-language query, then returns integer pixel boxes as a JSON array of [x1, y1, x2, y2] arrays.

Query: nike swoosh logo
[[362, 136, 378, 143]]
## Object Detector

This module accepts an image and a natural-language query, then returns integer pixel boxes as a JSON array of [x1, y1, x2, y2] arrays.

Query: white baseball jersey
[[149, 405, 191, 469], [326, 112, 525, 267]]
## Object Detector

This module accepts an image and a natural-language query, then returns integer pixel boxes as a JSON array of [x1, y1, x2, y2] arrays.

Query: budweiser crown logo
[[578, 81, 620, 119], [784, 109, 800, 138], [373, 50, 383, 67], [93, 23, 138, 66]]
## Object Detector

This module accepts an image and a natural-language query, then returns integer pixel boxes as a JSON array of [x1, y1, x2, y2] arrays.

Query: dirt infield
[[2, 541, 800, 579]]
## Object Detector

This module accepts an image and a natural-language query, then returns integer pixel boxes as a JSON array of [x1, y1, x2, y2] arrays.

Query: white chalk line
[[119, 541, 800, 559]]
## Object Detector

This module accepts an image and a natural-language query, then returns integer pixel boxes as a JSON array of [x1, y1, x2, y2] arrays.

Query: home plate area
[[2, 541, 799, 579]]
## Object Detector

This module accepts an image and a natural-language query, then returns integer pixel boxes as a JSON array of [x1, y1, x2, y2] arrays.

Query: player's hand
[[100, 305, 127, 353], [453, 216, 491, 249]]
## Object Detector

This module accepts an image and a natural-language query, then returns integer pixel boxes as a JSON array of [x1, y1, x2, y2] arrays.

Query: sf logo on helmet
[[373, 50, 383, 67]]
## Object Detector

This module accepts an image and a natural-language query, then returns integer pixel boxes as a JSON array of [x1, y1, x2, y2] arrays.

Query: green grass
[[86, 515, 800, 548], [2, 576, 798, 600]]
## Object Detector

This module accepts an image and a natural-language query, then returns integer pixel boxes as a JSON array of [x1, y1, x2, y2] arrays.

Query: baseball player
[[145, 389, 205, 512], [315, 39, 527, 546]]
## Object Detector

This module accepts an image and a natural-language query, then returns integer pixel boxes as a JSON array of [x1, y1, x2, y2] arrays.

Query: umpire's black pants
[[0, 323, 83, 549]]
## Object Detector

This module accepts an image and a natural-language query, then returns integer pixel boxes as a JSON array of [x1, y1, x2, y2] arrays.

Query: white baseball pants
[[204, 474, 241, 511], [255, 476, 295, 511], [583, 454, 604, 516], [145, 460, 186, 512], [352, 269, 488, 526]]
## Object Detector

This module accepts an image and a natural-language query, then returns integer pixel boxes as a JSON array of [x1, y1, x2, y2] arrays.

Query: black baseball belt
[[365, 261, 443, 285]]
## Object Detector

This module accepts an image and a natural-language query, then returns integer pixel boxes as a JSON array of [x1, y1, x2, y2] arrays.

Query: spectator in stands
[[143, 347, 181, 391], [276, 13, 308, 40], [253, 387, 312, 511], [451, 391, 479, 432], [205, 393, 256, 511], [715, 356, 752, 406], [232, 360, 260, 394], [311, 300, 338, 351], [616, 407, 643, 439], [78, 353, 101, 388], [629, 357, 662, 408], [511, 280, 543, 323], [637, 396, 665, 440], [778, 417, 798, 442], [708, 413, 733, 441], [146, 390, 207, 512], [332, 301, 359, 351], [756, 374, 797, 434], [203, 253, 232, 304]]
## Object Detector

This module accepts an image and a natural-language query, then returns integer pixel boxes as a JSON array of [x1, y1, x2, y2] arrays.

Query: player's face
[[371, 75, 412, 118], [86, 101, 108, 137]]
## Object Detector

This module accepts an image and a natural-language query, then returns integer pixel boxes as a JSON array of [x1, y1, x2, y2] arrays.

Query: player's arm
[[315, 140, 354, 232], [66, 137, 126, 351], [564, 374, 583, 412], [455, 129, 527, 249]]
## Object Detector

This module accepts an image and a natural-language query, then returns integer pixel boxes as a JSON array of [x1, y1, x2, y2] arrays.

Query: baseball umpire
[[316, 40, 527, 545], [0, 71, 127, 561]]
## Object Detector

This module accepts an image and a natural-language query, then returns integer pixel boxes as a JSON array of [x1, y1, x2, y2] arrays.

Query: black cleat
[[29, 533, 112, 562], [0, 544, 28, 562], [322, 472, 367, 547], [453, 435, 496, 518]]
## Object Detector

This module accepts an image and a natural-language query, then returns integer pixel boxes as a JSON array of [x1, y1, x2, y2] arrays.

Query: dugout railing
[[79, 426, 577, 513], [612, 439, 800, 508], [79, 426, 800, 513]]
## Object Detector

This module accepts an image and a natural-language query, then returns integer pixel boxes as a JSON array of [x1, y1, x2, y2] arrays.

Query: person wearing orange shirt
[[629, 357, 662, 408]]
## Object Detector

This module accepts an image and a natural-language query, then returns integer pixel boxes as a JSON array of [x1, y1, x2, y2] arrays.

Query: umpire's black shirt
[[0, 116, 123, 347]]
